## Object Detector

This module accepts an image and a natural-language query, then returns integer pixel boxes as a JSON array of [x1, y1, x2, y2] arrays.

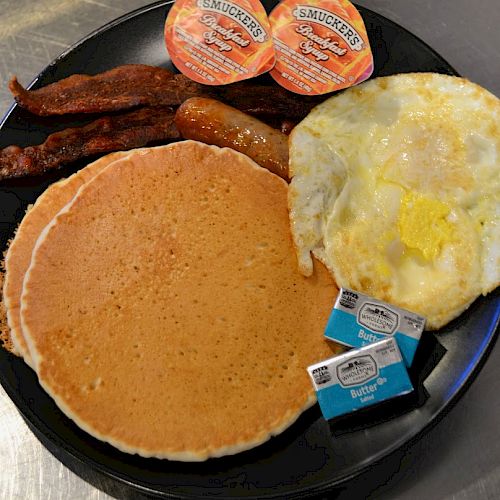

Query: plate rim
[[0, 1, 498, 498]]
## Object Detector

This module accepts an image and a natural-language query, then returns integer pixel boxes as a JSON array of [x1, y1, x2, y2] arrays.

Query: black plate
[[0, 1, 499, 498]]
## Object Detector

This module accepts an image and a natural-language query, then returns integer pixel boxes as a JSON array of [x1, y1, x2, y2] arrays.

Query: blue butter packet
[[324, 288, 426, 366], [307, 337, 413, 420]]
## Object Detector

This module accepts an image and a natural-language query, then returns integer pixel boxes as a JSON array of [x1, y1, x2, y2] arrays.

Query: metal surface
[[0, 0, 499, 498]]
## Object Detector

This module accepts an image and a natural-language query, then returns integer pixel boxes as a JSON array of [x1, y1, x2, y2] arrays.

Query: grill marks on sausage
[[9, 64, 321, 120], [0, 107, 179, 180]]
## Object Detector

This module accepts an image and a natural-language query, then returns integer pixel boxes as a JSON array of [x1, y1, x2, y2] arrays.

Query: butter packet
[[325, 288, 426, 366], [308, 337, 413, 420]]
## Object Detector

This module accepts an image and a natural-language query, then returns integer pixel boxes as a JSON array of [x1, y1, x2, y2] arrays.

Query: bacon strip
[[0, 106, 179, 180], [9, 64, 321, 120]]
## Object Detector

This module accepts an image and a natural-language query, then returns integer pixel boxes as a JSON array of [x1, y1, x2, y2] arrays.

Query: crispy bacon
[[9, 64, 321, 120], [0, 106, 179, 180]]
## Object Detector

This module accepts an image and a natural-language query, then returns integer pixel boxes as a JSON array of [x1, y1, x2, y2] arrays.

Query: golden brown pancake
[[21, 142, 340, 460], [0, 272, 15, 354], [3, 152, 130, 365]]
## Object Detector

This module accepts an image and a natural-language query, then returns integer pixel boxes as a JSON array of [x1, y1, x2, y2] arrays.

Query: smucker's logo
[[292, 5, 365, 51], [337, 355, 378, 387], [358, 303, 399, 335], [197, 0, 267, 42]]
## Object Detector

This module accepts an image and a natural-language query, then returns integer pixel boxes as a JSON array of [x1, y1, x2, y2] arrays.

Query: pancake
[[3, 152, 130, 365], [20, 141, 340, 460], [0, 273, 15, 354]]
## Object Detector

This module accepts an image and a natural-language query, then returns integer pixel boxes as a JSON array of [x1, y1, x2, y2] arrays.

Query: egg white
[[288, 73, 499, 329]]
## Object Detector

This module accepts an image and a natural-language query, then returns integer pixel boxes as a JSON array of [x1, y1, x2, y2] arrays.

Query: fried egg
[[289, 73, 499, 330]]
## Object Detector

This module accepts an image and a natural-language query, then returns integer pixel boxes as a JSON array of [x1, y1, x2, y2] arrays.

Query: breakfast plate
[[0, 0, 498, 498]]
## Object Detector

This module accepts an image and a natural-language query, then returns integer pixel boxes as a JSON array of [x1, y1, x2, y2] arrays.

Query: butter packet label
[[165, 0, 276, 85], [308, 337, 413, 420], [268, 0, 373, 95], [325, 288, 426, 366]]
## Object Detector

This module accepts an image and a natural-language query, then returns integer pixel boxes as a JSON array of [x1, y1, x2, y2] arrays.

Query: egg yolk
[[398, 192, 455, 261]]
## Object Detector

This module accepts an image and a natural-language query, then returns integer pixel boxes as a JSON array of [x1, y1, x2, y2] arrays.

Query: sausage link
[[175, 97, 289, 181]]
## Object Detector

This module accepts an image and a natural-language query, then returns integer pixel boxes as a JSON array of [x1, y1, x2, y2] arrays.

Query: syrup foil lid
[[269, 0, 373, 94], [165, 0, 276, 85]]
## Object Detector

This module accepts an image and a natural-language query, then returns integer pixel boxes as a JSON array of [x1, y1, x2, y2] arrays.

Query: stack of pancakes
[[3, 141, 340, 460]]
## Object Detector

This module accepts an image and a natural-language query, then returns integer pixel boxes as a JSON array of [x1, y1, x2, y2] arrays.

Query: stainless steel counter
[[0, 1, 499, 498]]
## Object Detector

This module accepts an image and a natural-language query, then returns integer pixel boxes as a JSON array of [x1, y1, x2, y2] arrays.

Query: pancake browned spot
[[21, 141, 340, 460]]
